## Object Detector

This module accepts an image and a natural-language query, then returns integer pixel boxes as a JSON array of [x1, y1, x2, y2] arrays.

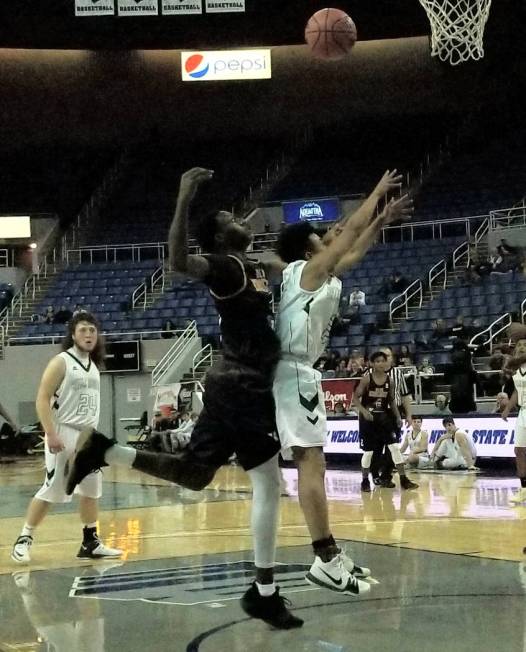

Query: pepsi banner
[[205, 0, 245, 12], [118, 0, 158, 15], [181, 50, 271, 82], [162, 0, 202, 13], [325, 415, 518, 458], [282, 198, 341, 224], [75, 0, 115, 15]]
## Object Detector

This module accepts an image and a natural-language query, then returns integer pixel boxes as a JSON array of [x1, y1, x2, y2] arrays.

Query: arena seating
[[80, 140, 284, 246], [16, 236, 465, 343]]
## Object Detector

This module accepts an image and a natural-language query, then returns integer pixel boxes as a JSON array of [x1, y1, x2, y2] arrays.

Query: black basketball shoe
[[65, 428, 115, 495], [240, 583, 304, 629]]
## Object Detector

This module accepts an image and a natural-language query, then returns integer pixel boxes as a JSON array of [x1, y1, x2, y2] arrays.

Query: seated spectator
[[161, 319, 176, 339], [335, 359, 348, 378], [430, 417, 477, 470], [378, 273, 396, 298], [333, 401, 347, 416], [53, 305, 73, 325], [430, 318, 448, 341], [169, 412, 197, 452], [464, 263, 481, 285], [347, 358, 364, 377], [448, 315, 468, 341], [347, 287, 366, 308], [398, 345, 413, 366], [433, 394, 452, 415], [324, 351, 340, 371], [400, 416, 430, 468], [73, 303, 85, 315], [494, 392, 510, 415], [42, 306, 55, 324], [391, 271, 409, 294], [490, 246, 513, 275]]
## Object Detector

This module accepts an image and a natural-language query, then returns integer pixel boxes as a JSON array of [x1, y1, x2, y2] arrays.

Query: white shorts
[[34, 424, 102, 503], [273, 360, 326, 461], [404, 452, 431, 469], [435, 439, 467, 469], [515, 409, 526, 447]]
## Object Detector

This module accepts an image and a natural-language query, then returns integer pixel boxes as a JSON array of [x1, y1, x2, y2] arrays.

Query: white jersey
[[52, 349, 100, 429], [275, 260, 342, 366], [513, 365, 526, 408], [403, 429, 428, 453], [454, 429, 477, 462]]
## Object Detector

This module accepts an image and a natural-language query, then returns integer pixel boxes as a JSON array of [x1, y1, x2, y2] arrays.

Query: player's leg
[[240, 452, 303, 629], [76, 476, 122, 559], [359, 418, 377, 493], [65, 409, 222, 495], [292, 447, 369, 594], [387, 442, 418, 490], [12, 428, 75, 563]]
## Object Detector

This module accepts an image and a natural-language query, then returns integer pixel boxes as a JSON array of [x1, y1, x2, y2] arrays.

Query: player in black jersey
[[353, 351, 418, 492], [65, 168, 302, 630]]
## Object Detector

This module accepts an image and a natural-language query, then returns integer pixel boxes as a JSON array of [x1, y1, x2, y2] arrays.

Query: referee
[[370, 346, 413, 486]]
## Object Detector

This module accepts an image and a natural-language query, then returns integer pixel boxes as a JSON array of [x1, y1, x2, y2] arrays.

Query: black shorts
[[359, 412, 399, 451], [185, 362, 280, 471]]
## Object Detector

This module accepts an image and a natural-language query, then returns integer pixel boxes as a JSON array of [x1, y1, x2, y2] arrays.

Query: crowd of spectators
[[465, 239, 525, 283]]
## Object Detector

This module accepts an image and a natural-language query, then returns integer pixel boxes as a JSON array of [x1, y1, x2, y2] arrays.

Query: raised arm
[[324, 169, 403, 243], [168, 167, 213, 280], [333, 194, 413, 276], [301, 170, 403, 291]]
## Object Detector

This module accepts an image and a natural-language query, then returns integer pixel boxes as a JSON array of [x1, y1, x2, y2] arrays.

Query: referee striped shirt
[[365, 365, 411, 407], [388, 366, 411, 407]]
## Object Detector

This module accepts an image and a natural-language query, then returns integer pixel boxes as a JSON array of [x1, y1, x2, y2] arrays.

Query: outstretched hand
[[373, 169, 403, 198], [179, 167, 214, 201], [380, 194, 414, 226]]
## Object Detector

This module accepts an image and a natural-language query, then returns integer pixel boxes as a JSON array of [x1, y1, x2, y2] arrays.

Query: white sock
[[256, 581, 276, 597], [247, 454, 280, 568], [83, 522, 97, 530], [104, 444, 137, 467], [21, 524, 34, 538]]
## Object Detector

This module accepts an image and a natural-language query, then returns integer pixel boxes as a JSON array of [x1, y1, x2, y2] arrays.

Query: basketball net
[[418, 0, 492, 66]]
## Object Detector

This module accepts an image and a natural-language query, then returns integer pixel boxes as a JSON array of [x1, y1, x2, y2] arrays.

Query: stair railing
[[469, 312, 512, 354], [151, 320, 198, 386], [192, 344, 213, 378], [389, 279, 423, 323], [428, 259, 447, 298]]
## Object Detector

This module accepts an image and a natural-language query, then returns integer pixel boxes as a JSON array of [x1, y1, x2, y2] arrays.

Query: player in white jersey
[[274, 169, 413, 595], [11, 312, 122, 564], [502, 338, 526, 504], [430, 417, 477, 470], [400, 416, 430, 468]]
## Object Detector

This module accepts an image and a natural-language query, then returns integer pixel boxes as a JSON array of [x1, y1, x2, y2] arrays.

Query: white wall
[[0, 338, 184, 442]]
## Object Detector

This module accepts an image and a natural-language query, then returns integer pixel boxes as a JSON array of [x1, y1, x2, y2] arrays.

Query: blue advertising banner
[[282, 198, 340, 224], [325, 415, 517, 458]]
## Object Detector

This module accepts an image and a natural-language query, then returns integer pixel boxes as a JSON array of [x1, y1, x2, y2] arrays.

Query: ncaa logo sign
[[181, 50, 272, 82]]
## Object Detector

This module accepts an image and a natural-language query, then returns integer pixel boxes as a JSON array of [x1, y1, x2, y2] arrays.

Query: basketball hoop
[[418, 0, 493, 66]]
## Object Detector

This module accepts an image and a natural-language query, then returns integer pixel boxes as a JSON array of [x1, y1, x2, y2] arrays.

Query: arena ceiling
[[0, 1, 523, 147], [0, 0, 521, 50]]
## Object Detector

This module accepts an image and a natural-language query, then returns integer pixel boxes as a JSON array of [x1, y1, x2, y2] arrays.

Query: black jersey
[[203, 254, 280, 377], [362, 373, 391, 413]]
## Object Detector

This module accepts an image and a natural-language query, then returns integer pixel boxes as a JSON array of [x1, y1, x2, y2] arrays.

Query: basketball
[[305, 8, 357, 61]]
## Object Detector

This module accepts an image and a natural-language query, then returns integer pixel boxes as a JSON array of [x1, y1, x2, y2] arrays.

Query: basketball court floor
[[1, 460, 525, 651]]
